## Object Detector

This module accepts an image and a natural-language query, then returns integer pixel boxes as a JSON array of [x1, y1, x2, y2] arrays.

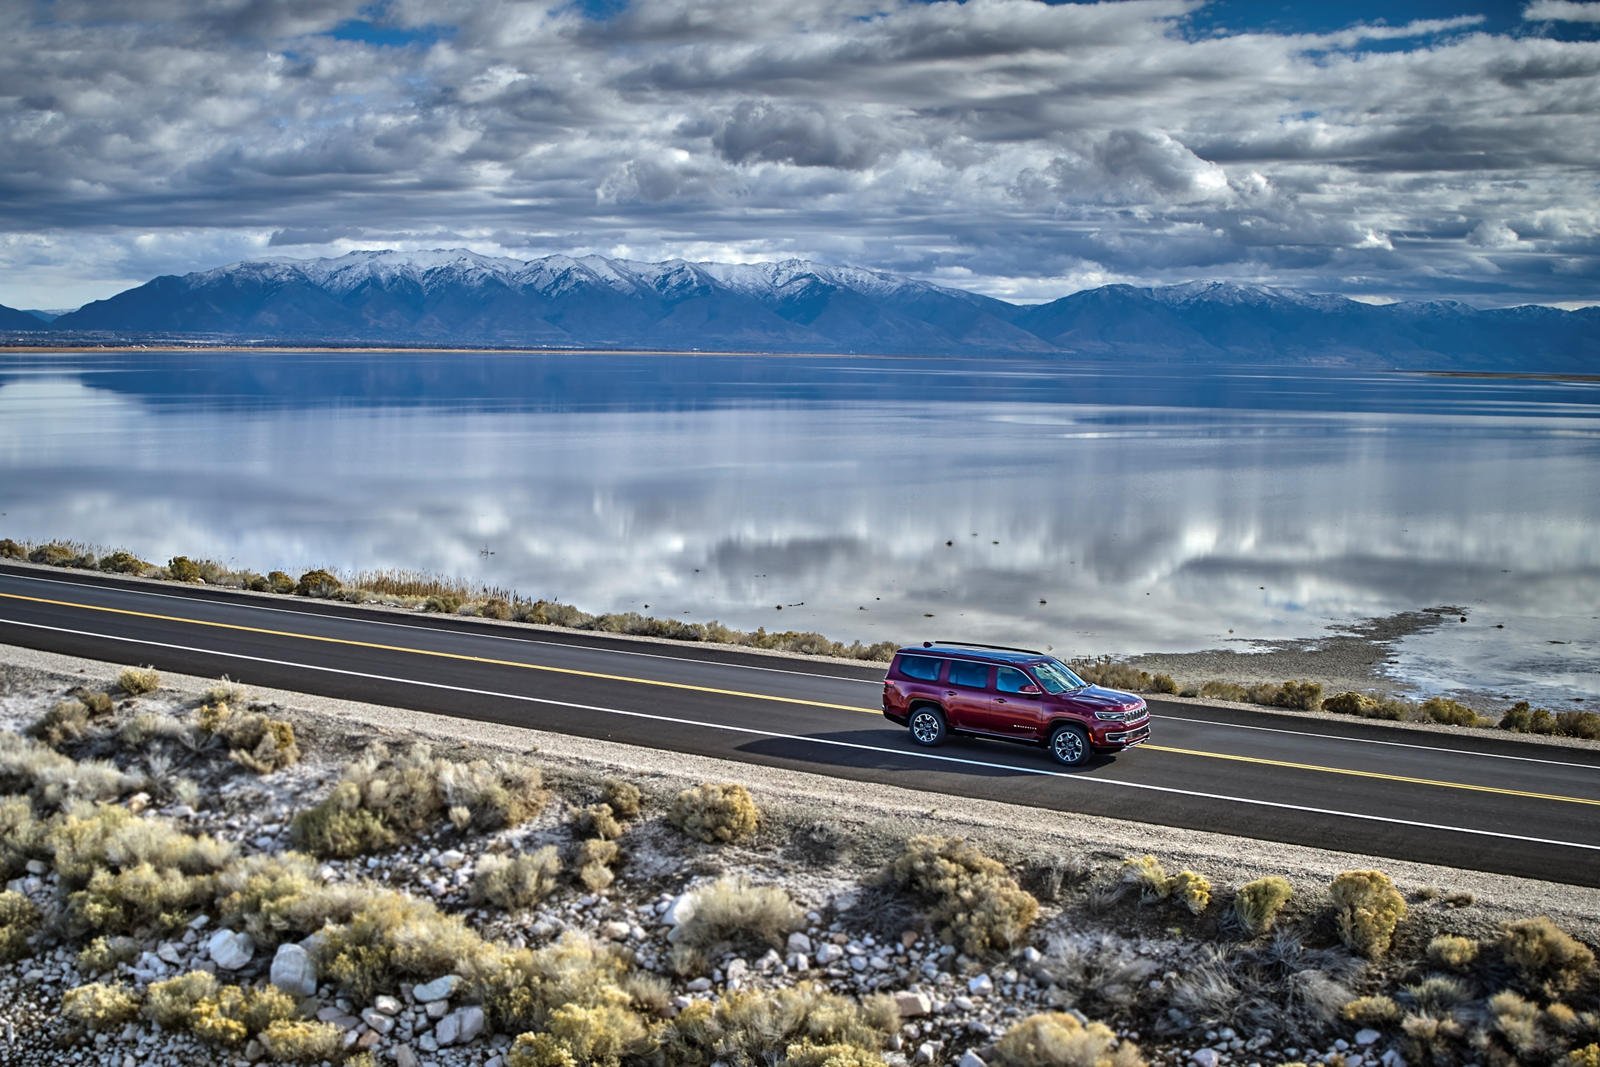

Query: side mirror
[[1019, 684, 1042, 695]]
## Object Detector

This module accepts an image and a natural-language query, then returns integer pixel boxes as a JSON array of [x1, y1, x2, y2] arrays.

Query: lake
[[2, 349, 1596, 708]]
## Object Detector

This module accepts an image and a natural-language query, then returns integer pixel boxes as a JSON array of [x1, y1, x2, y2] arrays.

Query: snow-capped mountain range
[[8, 249, 1597, 370]]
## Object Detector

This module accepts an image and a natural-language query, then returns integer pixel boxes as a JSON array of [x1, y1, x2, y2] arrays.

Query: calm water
[[2, 350, 1597, 707]]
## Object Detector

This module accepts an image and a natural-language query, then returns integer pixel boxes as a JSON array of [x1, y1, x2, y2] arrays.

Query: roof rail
[[926, 640, 1046, 655]]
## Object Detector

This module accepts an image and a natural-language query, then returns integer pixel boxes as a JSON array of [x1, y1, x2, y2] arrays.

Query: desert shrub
[[473, 930, 664, 1036], [0, 889, 41, 963], [62, 981, 141, 1029], [1555, 710, 1600, 740], [425, 593, 463, 613], [264, 570, 295, 594], [190, 984, 298, 1046], [1342, 995, 1401, 1027], [48, 801, 233, 886], [32, 541, 92, 567], [668, 782, 760, 844], [144, 970, 221, 1028], [198, 702, 300, 774], [781, 1042, 890, 1067], [580, 802, 626, 840], [119, 666, 161, 695], [0, 795, 45, 878], [98, 549, 151, 574], [294, 568, 342, 597], [1499, 701, 1536, 731], [1071, 658, 1155, 692], [166, 555, 201, 582], [1168, 870, 1211, 915], [0, 733, 137, 810], [1405, 975, 1470, 1014], [883, 835, 1038, 956], [316, 890, 492, 1001], [473, 848, 562, 910], [76, 935, 140, 973], [1329, 869, 1406, 957], [214, 852, 370, 948], [1273, 680, 1323, 711], [601, 778, 643, 818], [27, 698, 92, 746], [1420, 697, 1480, 727], [261, 1019, 345, 1062], [1119, 855, 1169, 902], [668, 878, 805, 974], [479, 597, 513, 620], [661, 982, 896, 1067], [0, 537, 24, 558], [67, 862, 215, 935], [507, 1000, 657, 1067], [435, 756, 544, 832], [992, 1010, 1147, 1067], [1401, 1012, 1465, 1063], [1198, 681, 1249, 702], [1232, 876, 1293, 936], [1499, 916, 1595, 998], [1323, 692, 1374, 716], [291, 782, 396, 857], [1427, 934, 1480, 969], [1149, 673, 1179, 695], [577, 838, 621, 891], [1571, 1044, 1600, 1067], [204, 677, 250, 705]]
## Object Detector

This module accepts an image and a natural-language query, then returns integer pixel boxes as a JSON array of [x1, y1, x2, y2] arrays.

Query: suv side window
[[947, 660, 990, 689], [898, 655, 943, 682], [996, 667, 1031, 694]]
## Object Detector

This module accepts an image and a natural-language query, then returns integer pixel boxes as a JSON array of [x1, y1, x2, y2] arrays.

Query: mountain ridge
[[6, 250, 1596, 370]]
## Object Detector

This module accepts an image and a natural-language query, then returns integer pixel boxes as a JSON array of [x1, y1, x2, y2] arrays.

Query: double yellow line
[[4, 589, 1596, 809]]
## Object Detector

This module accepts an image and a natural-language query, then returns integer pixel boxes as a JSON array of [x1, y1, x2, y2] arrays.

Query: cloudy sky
[[3, 0, 1598, 311]]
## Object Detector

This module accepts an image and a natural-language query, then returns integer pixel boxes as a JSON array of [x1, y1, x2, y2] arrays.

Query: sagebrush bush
[[76, 934, 140, 973], [1499, 916, 1595, 997], [62, 981, 141, 1029], [167, 556, 201, 582], [473, 848, 562, 910], [26, 698, 92, 747], [661, 982, 897, 1067], [67, 862, 216, 935], [0, 733, 137, 810], [215, 851, 370, 948], [1342, 995, 1401, 1026], [48, 801, 234, 886], [1420, 697, 1480, 727], [32, 541, 93, 567], [425, 593, 463, 613], [197, 701, 300, 774], [1232, 876, 1293, 935], [1198, 681, 1249, 702], [0, 889, 41, 963], [0, 795, 44, 879], [473, 930, 664, 1036], [1273, 680, 1323, 711], [316, 889, 492, 1001], [266, 570, 296, 594], [668, 781, 760, 844], [602, 778, 643, 818], [190, 984, 298, 1046], [577, 838, 621, 892], [1427, 934, 1480, 969], [668, 878, 805, 974], [0, 537, 24, 559], [507, 1000, 656, 1067], [1405, 975, 1470, 1014], [883, 836, 1038, 956], [992, 1011, 1147, 1067], [579, 802, 625, 840], [1329, 869, 1407, 957], [294, 569, 342, 597], [119, 666, 161, 695], [261, 1019, 345, 1062], [144, 971, 221, 1028], [1555, 710, 1600, 740]]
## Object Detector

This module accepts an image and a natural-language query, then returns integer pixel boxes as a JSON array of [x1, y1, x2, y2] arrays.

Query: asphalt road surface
[[3, 563, 1598, 887]]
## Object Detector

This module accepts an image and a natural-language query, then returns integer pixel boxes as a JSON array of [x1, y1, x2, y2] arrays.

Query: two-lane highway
[[3, 563, 1598, 886]]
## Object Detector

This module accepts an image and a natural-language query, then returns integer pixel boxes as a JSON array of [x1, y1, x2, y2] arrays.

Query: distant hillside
[[0, 302, 48, 331], [31, 250, 1600, 370]]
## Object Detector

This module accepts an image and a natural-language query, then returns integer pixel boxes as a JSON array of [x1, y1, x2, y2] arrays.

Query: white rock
[[663, 892, 698, 927], [787, 954, 809, 971], [601, 921, 631, 941], [395, 1047, 420, 1067], [1190, 1050, 1219, 1067], [787, 932, 812, 955], [894, 992, 933, 1018], [968, 974, 994, 996], [685, 977, 713, 993], [437, 849, 467, 869], [362, 1009, 395, 1035], [849, 956, 869, 973], [426, 1000, 450, 1020], [726, 959, 750, 984], [270, 943, 318, 997], [1020, 947, 1041, 964], [959, 1051, 988, 1067], [436, 1005, 485, 1047], [1356, 1029, 1382, 1047], [915, 1042, 937, 1065], [207, 929, 254, 971], [374, 995, 402, 1016], [24, 860, 46, 876], [412, 975, 460, 1003], [815, 943, 843, 965]]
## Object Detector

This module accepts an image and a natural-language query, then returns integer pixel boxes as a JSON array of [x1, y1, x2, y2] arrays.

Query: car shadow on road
[[732, 727, 1114, 777]]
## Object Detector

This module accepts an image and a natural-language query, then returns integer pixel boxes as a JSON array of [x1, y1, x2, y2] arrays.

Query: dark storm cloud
[[0, 0, 1596, 308]]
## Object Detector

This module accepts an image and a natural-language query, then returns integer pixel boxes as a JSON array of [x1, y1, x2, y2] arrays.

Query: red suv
[[882, 642, 1150, 766]]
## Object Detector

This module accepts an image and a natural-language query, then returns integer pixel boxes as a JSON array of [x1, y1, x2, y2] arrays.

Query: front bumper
[[1099, 723, 1150, 749]]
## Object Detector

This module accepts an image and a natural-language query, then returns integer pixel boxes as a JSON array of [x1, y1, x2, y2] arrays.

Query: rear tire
[[908, 706, 947, 747], [1047, 723, 1090, 767]]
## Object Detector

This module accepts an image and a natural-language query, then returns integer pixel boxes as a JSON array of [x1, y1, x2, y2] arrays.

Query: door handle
[[945, 690, 956, 697]]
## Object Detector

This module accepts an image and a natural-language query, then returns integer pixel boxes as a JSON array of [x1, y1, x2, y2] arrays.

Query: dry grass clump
[[31, 541, 97, 568], [668, 878, 805, 974], [579, 802, 626, 841], [61, 981, 142, 1029], [668, 782, 760, 844], [992, 1011, 1147, 1067], [0, 889, 42, 963], [883, 836, 1038, 956], [1329, 869, 1407, 957], [1114, 856, 1209, 914], [118, 666, 161, 695], [1499, 916, 1595, 998], [1233, 876, 1294, 936], [601, 778, 643, 818], [473, 848, 563, 910], [292, 743, 544, 857], [1427, 934, 1480, 970], [658, 982, 898, 1067]]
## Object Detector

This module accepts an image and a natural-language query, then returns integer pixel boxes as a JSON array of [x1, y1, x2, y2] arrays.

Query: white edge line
[[0, 570, 872, 683], [5, 618, 1598, 858], [1159, 713, 1600, 772]]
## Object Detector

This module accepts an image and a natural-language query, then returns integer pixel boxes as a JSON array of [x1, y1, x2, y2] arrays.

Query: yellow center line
[[6, 589, 1597, 809], [1144, 744, 1600, 807]]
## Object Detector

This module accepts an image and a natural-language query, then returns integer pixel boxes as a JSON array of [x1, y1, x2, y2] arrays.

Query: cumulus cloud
[[1525, 1, 1600, 22], [0, 0, 1595, 309]]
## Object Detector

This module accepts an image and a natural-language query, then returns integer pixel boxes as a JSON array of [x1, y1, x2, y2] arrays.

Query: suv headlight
[[1094, 703, 1146, 721]]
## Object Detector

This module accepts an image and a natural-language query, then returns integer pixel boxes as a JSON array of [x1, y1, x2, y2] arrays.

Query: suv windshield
[[1032, 659, 1088, 694]]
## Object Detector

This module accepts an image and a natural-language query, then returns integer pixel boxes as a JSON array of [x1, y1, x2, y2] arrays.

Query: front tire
[[1047, 723, 1090, 767], [908, 706, 948, 747]]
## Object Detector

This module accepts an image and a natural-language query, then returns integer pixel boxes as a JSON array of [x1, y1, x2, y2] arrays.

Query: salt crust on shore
[[4, 640, 1596, 941]]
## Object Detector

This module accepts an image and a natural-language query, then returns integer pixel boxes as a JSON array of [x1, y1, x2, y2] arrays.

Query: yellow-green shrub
[[190, 985, 297, 1046], [66, 862, 216, 935], [1427, 934, 1479, 970], [261, 1019, 345, 1063], [580, 802, 625, 841], [474, 931, 662, 1036], [0, 889, 41, 962], [507, 1000, 655, 1067], [992, 1011, 1147, 1067], [76, 935, 140, 974], [100, 550, 151, 575], [668, 782, 760, 844], [883, 836, 1038, 956], [1233, 876, 1293, 936], [0, 795, 45, 878], [214, 851, 368, 948], [1342, 995, 1401, 1026], [62, 981, 141, 1029], [27, 698, 92, 746], [1420, 697, 1480, 727], [144, 971, 221, 1028], [1570, 1044, 1600, 1067], [661, 982, 896, 1067], [1119, 855, 1169, 902], [167, 556, 201, 582], [294, 569, 342, 597], [1273, 680, 1323, 711], [602, 778, 643, 818], [316, 890, 492, 1001], [1499, 916, 1595, 998], [290, 781, 396, 857], [473, 848, 563, 910], [1167, 870, 1211, 916], [1329, 869, 1406, 957], [668, 878, 805, 974], [577, 838, 621, 892], [199, 702, 301, 774], [118, 666, 161, 695]]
